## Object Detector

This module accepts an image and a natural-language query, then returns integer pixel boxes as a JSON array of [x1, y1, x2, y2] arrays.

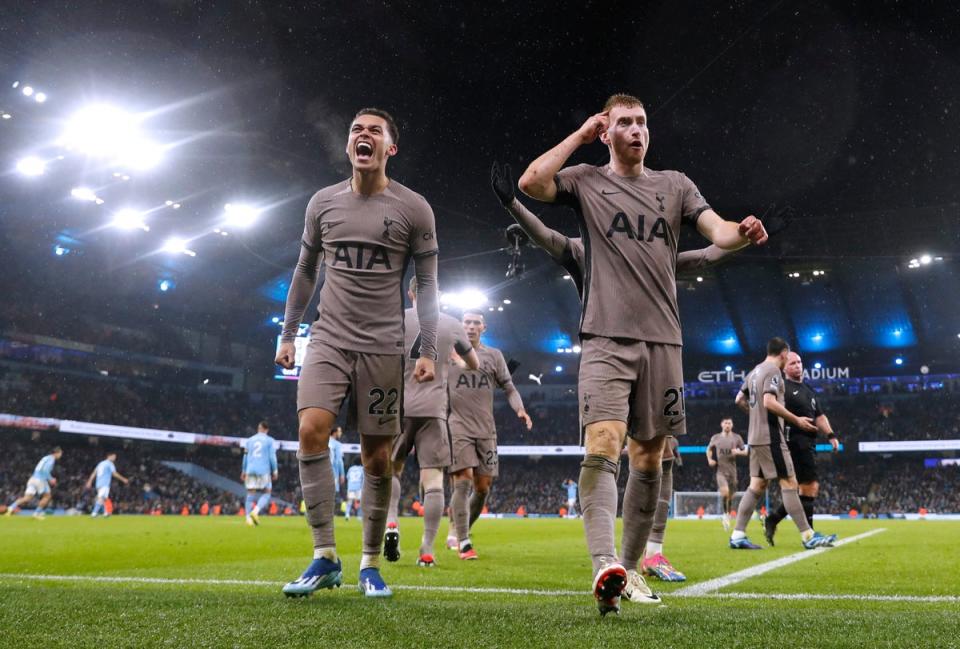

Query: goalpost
[[673, 491, 753, 518]]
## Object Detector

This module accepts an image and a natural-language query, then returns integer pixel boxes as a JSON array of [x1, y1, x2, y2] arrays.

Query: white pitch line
[[0, 569, 955, 603], [673, 527, 888, 596]]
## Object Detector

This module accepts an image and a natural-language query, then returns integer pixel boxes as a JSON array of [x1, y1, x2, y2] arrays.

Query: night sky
[[2, 1, 959, 376]]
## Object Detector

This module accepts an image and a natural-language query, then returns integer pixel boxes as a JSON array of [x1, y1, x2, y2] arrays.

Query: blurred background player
[[764, 351, 839, 545], [274, 107, 440, 599], [731, 338, 835, 550], [6, 447, 62, 519], [706, 417, 748, 530], [241, 421, 278, 527], [345, 460, 364, 522], [447, 311, 532, 560], [563, 479, 578, 518], [329, 427, 346, 500], [85, 452, 129, 517], [386, 276, 478, 567], [641, 436, 685, 581]]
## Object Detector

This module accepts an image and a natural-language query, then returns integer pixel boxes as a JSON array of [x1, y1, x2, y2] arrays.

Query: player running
[[344, 461, 365, 521], [275, 107, 440, 598], [764, 351, 839, 545], [563, 479, 578, 518], [85, 452, 129, 517], [241, 421, 278, 527], [706, 417, 748, 530], [518, 93, 767, 614], [6, 447, 63, 519], [730, 338, 836, 550], [447, 311, 532, 560], [385, 276, 478, 567]]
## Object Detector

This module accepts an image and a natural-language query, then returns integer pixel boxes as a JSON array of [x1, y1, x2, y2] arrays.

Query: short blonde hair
[[603, 93, 645, 113]]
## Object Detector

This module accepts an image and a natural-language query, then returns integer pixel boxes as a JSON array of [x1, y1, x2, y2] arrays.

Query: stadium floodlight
[[696, 276, 703, 282], [572, 344, 582, 354], [554, 365, 563, 373], [814, 362, 822, 369], [70, 187, 98, 202], [223, 202, 260, 228], [21, 85, 34, 97], [163, 237, 196, 256], [502, 299, 511, 304], [112, 209, 149, 231], [894, 357, 904, 366], [440, 288, 488, 310], [919, 254, 932, 265], [60, 104, 164, 170], [16, 156, 45, 176], [811, 333, 824, 342], [724, 365, 733, 372], [158, 280, 172, 292], [53, 245, 68, 256], [2, 113, 11, 120], [34, 92, 47, 103]]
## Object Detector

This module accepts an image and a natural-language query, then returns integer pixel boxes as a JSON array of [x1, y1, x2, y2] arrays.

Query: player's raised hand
[[795, 416, 817, 433], [738, 215, 768, 245], [518, 409, 533, 431], [275, 342, 296, 370], [414, 357, 436, 383], [576, 112, 609, 145], [491, 161, 515, 206]]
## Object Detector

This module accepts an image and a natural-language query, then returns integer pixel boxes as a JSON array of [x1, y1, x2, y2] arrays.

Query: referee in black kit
[[764, 351, 839, 545]]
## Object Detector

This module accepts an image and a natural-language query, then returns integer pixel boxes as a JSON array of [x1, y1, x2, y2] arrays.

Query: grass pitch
[[1, 515, 957, 648]]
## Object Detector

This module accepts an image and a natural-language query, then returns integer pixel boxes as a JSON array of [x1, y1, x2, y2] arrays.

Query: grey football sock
[[387, 475, 402, 525], [620, 467, 662, 571], [298, 451, 335, 551], [782, 488, 812, 533], [451, 479, 471, 543], [579, 454, 620, 575], [419, 488, 444, 556], [468, 490, 488, 529], [647, 459, 673, 545], [361, 472, 391, 557], [734, 488, 761, 533]]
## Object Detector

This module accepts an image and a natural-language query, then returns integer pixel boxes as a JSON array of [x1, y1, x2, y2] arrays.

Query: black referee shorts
[[787, 435, 817, 484]]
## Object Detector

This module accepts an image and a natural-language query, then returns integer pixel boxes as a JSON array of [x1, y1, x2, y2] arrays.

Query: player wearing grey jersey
[[730, 337, 835, 551], [384, 276, 479, 567], [491, 160, 750, 588], [706, 417, 748, 530], [276, 108, 440, 599], [447, 311, 532, 560], [518, 93, 767, 615]]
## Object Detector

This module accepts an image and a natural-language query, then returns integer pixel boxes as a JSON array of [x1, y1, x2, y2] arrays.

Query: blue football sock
[[245, 494, 255, 514], [256, 492, 271, 513]]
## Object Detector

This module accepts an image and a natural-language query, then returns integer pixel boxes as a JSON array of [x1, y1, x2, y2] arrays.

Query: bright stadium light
[[2, 113, 11, 120], [554, 365, 563, 373], [16, 156, 45, 176], [158, 279, 172, 292], [223, 202, 260, 228], [112, 209, 149, 231], [725, 365, 733, 372], [70, 187, 98, 202], [163, 237, 196, 256], [919, 254, 932, 265], [34, 92, 47, 104], [572, 345, 582, 354], [814, 362, 822, 369], [440, 288, 488, 310], [894, 357, 904, 366], [53, 245, 68, 256], [60, 104, 164, 170], [21, 85, 34, 97]]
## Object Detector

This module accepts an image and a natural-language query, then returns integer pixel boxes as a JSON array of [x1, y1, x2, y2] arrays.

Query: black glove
[[491, 161, 515, 206], [760, 204, 794, 237]]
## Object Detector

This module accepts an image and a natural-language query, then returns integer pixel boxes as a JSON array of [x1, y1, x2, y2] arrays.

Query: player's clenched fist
[[737, 215, 768, 245], [414, 357, 436, 383], [275, 342, 296, 369]]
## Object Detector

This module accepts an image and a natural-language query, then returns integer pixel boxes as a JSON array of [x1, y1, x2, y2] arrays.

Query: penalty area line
[[673, 527, 888, 596]]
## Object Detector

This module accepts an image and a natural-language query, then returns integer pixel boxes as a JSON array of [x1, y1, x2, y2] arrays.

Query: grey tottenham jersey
[[555, 164, 710, 345], [448, 344, 519, 439], [709, 433, 746, 469], [403, 309, 472, 419], [297, 179, 438, 354], [743, 360, 785, 446]]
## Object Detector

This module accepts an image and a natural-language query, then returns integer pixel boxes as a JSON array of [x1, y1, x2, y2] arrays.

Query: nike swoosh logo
[[378, 416, 395, 426], [669, 417, 684, 427], [792, 391, 799, 395], [601, 190, 621, 195]]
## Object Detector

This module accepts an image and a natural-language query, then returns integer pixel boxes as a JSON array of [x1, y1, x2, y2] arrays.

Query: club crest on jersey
[[332, 243, 391, 269], [605, 212, 670, 244], [455, 373, 490, 389], [656, 193, 666, 212], [383, 217, 395, 239]]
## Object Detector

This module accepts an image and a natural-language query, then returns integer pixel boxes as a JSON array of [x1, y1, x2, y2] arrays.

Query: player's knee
[[420, 468, 443, 492], [780, 477, 799, 490], [584, 423, 623, 460]]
